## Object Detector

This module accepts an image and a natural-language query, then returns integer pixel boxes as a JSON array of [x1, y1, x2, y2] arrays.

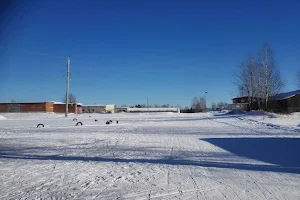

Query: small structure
[[230, 90, 300, 113], [53, 102, 82, 114], [0, 102, 82, 114], [268, 90, 300, 113], [114, 107, 128, 113], [226, 103, 248, 111], [82, 104, 115, 113], [230, 96, 263, 111]]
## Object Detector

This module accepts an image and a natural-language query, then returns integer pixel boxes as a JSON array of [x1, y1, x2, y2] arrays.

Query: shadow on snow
[[1, 137, 300, 174], [202, 137, 300, 173]]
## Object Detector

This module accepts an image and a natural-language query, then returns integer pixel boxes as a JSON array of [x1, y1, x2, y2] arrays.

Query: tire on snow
[[76, 122, 83, 126], [37, 123, 44, 128]]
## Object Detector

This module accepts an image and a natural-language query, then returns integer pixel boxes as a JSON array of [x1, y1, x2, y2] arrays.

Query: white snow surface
[[0, 112, 300, 199], [246, 111, 300, 128]]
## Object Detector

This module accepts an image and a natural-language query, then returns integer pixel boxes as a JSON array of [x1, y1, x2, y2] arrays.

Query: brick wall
[[77, 106, 82, 114], [20, 103, 46, 112], [53, 104, 82, 114], [0, 104, 6, 112], [45, 102, 54, 112], [0, 102, 82, 113]]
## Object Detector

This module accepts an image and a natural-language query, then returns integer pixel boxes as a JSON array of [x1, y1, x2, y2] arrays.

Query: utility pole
[[65, 57, 70, 117], [147, 97, 149, 111], [75, 102, 77, 116], [205, 91, 208, 111]]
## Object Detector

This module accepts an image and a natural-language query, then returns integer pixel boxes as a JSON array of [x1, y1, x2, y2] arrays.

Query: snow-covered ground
[[0, 112, 300, 200], [246, 111, 300, 127]]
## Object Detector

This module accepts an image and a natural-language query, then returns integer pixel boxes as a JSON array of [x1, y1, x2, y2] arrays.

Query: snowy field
[[0, 112, 300, 200]]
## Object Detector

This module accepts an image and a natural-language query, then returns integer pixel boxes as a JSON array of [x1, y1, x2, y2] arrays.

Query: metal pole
[[75, 102, 77, 116], [147, 97, 149, 111], [205, 91, 207, 111], [65, 57, 70, 117]]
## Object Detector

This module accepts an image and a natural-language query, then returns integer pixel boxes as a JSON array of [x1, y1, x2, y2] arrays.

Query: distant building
[[268, 90, 300, 113], [0, 102, 82, 113], [114, 107, 128, 113], [127, 107, 180, 113], [82, 104, 115, 113], [230, 90, 300, 113], [229, 96, 264, 111]]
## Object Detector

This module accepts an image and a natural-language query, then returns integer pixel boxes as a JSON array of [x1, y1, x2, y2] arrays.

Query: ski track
[[1, 112, 300, 199]]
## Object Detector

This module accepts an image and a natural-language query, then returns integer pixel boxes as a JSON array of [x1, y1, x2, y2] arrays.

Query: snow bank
[[229, 109, 245, 114], [0, 115, 6, 120], [247, 110, 266, 116]]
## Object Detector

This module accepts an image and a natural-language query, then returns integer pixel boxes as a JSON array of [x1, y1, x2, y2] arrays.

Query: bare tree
[[258, 42, 285, 110], [296, 69, 300, 89], [217, 102, 226, 109], [199, 97, 206, 111], [191, 97, 201, 112], [233, 42, 285, 111], [234, 57, 251, 101], [62, 93, 77, 104], [211, 102, 217, 110]]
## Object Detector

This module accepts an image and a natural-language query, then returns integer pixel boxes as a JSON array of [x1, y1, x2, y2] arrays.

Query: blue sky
[[0, 0, 299, 107]]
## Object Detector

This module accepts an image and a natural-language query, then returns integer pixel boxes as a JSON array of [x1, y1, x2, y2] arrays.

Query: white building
[[82, 104, 115, 113]]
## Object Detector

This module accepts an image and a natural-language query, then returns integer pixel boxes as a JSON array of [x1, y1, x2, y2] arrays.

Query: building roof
[[232, 96, 263, 100], [232, 96, 249, 100], [53, 102, 83, 106], [82, 104, 105, 107], [0, 102, 46, 104], [82, 104, 115, 107], [271, 90, 300, 101], [0, 101, 82, 105]]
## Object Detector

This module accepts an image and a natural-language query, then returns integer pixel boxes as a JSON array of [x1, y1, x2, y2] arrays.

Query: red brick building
[[0, 102, 82, 114]]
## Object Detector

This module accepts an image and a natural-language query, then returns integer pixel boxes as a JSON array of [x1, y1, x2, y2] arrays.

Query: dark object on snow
[[76, 122, 83, 126], [109, 120, 113, 123], [37, 123, 44, 128], [95, 119, 98, 122], [106, 121, 110, 124], [116, 120, 118, 124], [89, 116, 91, 117], [73, 118, 77, 121]]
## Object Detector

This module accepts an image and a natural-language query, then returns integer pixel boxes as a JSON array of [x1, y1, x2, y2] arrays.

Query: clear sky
[[0, 0, 299, 107]]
